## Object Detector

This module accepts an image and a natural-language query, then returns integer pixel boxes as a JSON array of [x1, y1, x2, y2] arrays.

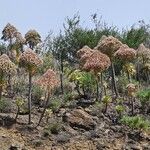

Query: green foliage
[[15, 97, 24, 107], [121, 115, 150, 131], [102, 95, 112, 104], [32, 85, 44, 105], [13, 77, 27, 95], [38, 53, 54, 74], [44, 122, 62, 134], [121, 21, 150, 49], [115, 105, 125, 114], [137, 89, 150, 108], [0, 98, 11, 113], [68, 69, 96, 93], [49, 98, 62, 112]]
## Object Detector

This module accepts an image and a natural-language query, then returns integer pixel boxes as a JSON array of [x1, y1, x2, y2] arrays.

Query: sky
[[0, 0, 150, 39]]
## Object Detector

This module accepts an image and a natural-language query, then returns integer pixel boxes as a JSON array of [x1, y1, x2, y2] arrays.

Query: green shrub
[[45, 122, 62, 134], [49, 98, 62, 112], [13, 77, 27, 95], [0, 98, 11, 113], [32, 85, 44, 105], [115, 105, 125, 118], [121, 115, 150, 131], [137, 89, 150, 107]]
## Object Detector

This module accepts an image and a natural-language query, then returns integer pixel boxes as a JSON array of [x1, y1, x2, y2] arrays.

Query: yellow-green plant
[[102, 95, 112, 113], [15, 97, 25, 121]]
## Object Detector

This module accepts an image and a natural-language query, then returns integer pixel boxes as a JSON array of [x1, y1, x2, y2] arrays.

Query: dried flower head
[[0, 54, 16, 74], [77, 46, 93, 58], [137, 44, 150, 62], [114, 44, 136, 61], [25, 29, 41, 49], [126, 83, 137, 97], [83, 50, 111, 74], [1, 23, 17, 41], [19, 48, 43, 73], [15, 32, 26, 44], [95, 36, 123, 58], [36, 69, 59, 91]]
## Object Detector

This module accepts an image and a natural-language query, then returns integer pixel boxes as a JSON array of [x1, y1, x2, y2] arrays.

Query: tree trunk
[[37, 91, 51, 126], [0, 85, 2, 100], [99, 73, 103, 101], [96, 76, 99, 101], [111, 62, 118, 97], [15, 106, 20, 121], [127, 70, 131, 83], [28, 73, 32, 124], [131, 98, 134, 116]]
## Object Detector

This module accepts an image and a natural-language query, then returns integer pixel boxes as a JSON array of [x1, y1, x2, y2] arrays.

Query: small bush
[[13, 77, 27, 95], [0, 98, 11, 113], [137, 89, 150, 105], [32, 85, 44, 105], [49, 98, 62, 112], [45, 122, 62, 134], [121, 115, 150, 131]]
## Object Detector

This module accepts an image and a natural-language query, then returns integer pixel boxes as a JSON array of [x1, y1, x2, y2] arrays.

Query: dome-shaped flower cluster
[[0, 54, 16, 74], [114, 44, 136, 61], [77, 46, 94, 64], [25, 30, 41, 47], [19, 48, 43, 72], [15, 32, 26, 44], [77, 46, 93, 57], [83, 50, 111, 74], [36, 69, 59, 90], [20, 48, 43, 66], [1, 23, 17, 41], [95, 36, 123, 58]]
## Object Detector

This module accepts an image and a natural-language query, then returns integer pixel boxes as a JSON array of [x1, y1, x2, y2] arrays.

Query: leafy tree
[[121, 21, 150, 49]]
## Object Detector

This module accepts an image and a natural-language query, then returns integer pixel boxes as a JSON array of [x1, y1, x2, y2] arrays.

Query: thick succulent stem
[[0, 85, 2, 100], [96, 76, 99, 101], [99, 73, 103, 101], [111, 61, 118, 97], [37, 91, 50, 126], [28, 72, 32, 124], [131, 97, 134, 116]]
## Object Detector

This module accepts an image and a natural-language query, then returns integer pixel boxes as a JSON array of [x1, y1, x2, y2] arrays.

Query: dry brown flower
[[36, 69, 59, 91], [77, 46, 93, 58], [1, 23, 17, 41], [137, 44, 150, 62], [114, 44, 136, 61], [25, 30, 41, 49], [83, 50, 111, 74], [19, 48, 43, 73], [95, 36, 123, 58], [15, 32, 26, 44], [126, 83, 137, 97], [0, 54, 16, 74]]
